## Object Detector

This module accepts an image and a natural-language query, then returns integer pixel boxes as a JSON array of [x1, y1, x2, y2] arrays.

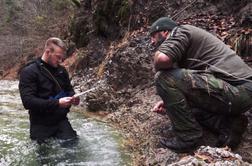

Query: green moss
[[51, 0, 74, 10], [69, 17, 90, 48], [34, 15, 46, 25], [93, 0, 130, 37], [71, 0, 81, 7], [117, 0, 130, 25], [5, 0, 14, 6], [4, 0, 18, 23], [234, 32, 252, 58]]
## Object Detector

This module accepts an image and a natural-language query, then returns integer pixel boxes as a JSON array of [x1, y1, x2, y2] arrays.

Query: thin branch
[[171, 0, 197, 20]]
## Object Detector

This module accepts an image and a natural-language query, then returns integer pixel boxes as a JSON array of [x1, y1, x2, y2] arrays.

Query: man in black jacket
[[19, 37, 80, 143]]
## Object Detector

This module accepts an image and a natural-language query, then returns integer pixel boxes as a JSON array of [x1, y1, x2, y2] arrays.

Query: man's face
[[47, 46, 65, 67], [150, 31, 168, 48]]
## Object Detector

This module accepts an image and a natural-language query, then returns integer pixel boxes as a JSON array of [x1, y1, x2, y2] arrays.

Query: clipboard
[[73, 87, 97, 97]]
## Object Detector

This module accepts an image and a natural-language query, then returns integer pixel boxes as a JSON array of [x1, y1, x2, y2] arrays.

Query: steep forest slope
[[0, 0, 76, 78]]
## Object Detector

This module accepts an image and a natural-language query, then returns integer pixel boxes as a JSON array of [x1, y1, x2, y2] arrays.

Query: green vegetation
[[234, 32, 252, 58], [117, 0, 130, 25], [51, 0, 77, 10], [4, 0, 22, 23], [71, 0, 81, 7], [93, 0, 130, 37], [34, 15, 46, 25]]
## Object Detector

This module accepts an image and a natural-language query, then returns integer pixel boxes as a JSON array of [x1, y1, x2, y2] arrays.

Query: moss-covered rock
[[93, 0, 130, 38]]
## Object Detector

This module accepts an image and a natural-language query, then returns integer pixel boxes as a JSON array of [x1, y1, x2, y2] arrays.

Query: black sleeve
[[19, 65, 59, 112], [62, 68, 75, 97]]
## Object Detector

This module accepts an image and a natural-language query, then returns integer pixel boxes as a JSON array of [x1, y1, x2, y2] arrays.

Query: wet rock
[[145, 148, 179, 165], [170, 146, 251, 166], [85, 84, 119, 112]]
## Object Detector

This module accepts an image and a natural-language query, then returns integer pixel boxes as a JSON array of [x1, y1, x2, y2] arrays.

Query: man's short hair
[[45, 37, 67, 53]]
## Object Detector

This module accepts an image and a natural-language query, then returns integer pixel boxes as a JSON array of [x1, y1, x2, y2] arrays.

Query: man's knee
[[154, 69, 187, 90], [155, 69, 181, 83]]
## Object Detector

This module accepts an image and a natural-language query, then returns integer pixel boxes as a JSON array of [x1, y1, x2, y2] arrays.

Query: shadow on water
[[0, 81, 131, 165]]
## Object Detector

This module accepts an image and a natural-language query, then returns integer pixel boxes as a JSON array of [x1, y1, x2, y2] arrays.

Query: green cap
[[149, 17, 178, 35]]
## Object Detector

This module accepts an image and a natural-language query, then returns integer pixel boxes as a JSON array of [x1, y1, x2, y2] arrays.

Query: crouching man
[[150, 17, 252, 152]]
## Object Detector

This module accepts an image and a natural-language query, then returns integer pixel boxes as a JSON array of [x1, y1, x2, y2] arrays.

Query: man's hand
[[59, 97, 72, 108], [71, 96, 80, 106], [152, 100, 166, 114]]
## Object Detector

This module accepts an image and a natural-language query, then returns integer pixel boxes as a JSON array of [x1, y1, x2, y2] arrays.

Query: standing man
[[19, 37, 80, 143], [150, 17, 252, 152]]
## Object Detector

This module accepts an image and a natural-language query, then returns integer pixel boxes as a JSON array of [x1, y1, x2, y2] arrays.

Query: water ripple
[[0, 81, 131, 165]]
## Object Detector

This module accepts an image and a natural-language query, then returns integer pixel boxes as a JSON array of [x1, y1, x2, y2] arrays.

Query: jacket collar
[[35, 58, 63, 91]]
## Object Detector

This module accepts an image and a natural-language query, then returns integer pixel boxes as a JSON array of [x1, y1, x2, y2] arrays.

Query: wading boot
[[215, 115, 248, 149], [160, 137, 201, 153]]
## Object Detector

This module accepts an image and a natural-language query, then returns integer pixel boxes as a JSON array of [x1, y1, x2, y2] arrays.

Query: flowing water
[[0, 80, 131, 165]]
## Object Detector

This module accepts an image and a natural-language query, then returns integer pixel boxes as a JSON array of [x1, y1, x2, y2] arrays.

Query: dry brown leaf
[[195, 153, 215, 163]]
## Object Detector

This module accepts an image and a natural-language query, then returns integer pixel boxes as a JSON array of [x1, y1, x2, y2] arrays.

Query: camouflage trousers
[[155, 69, 252, 142]]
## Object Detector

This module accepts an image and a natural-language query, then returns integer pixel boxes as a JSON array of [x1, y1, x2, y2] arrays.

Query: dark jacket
[[19, 58, 75, 126]]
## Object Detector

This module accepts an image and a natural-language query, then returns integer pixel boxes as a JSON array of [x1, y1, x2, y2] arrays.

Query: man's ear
[[163, 31, 169, 37], [45, 48, 51, 55]]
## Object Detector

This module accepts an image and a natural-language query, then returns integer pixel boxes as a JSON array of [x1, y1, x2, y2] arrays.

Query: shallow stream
[[0, 80, 130, 165]]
